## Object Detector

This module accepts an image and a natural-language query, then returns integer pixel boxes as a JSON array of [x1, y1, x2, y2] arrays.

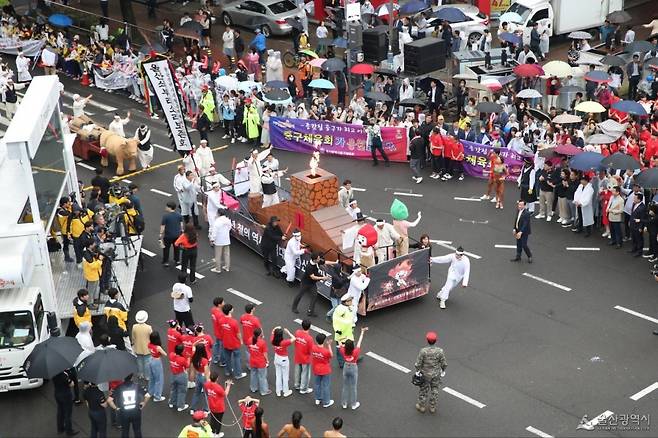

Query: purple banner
[[461, 141, 525, 182], [270, 117, 408, 162]]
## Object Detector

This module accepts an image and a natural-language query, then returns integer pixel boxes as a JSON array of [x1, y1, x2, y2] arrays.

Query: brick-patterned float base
[[289, 168, 339, 212]]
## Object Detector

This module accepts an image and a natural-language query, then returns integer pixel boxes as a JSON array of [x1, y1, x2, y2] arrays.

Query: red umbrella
[[555, 144, 584, 156], [513, 63, 545, 77], [350, 63, 375, 75]]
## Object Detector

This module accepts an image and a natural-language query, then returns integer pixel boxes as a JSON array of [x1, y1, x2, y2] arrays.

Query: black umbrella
[[528, 107, 552, 123], [606, 10, 632, 24], [624, 40, 655, 54], [646, 57, 658, 67], [77, 349, 138, 383], [139, 42, 166, 55], [560, 85, 585, 93], [180, 20, 203, 32], [635, 168, 658, 188], [600, 55, 626, 66], [374, 67, 397, 76], [365, 91, 392, 102], [285, 17, 304, 32], [24, 336, 82, 379], [476, 101, 503, 113], [266, 80, 288, 89], [263, 88, 291, 103], [399, 98, 426, 107], [321, 57, 346, 72], [601, 152, 641, 170]]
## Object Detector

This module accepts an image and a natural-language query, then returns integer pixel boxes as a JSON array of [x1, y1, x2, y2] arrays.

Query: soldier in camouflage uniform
[[415, 331, 447, 414]]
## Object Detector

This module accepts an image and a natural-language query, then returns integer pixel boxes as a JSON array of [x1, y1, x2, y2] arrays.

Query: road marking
[[459, 218, 489, 224], [62, 91, 117, 111], [293, 318, 331, 336], [522, 273, 572, 292], [582, 411, 614, 429], [442, 387, 486, 409], [430, 239, 453, 245], [227, 287, 262, 305], [352, 187, 367, 192], [614, 305, 658, 324], [153, 143, 172, 152], [76, 162, 96, 171], [453, 197, 481, 202], [525, 426, 553, 438], [150, 188, 172, 197], [494, 244, 516, 249], [122, 179, 132, 184], [175, 265, 205, 279], [393, 192, 423, 197], [365, 351, 411, 374], [630, 382, 658, 401], [566, 247, 600, 251], [433, 242, 482, 260], [140, 248, 156, 257]]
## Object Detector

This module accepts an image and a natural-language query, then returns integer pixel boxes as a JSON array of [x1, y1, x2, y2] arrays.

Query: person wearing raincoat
[[200, 85, 215, 123], [243, 98, 261, 148]]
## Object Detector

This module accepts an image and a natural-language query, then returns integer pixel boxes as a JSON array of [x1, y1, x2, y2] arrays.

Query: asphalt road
[[2, 42, 658, 438]]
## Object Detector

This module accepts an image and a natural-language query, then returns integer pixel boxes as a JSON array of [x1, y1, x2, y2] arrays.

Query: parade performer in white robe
[[206, 182, 226, 231], [195, 139, 215, 177], [281, 230, 306, 285], [135, 125, 154, 169], [248, 147, 272, 195], [346, 268, 370, 323], [430, 247, 470, 310], [261, 167, 287, 207], [15, 51, 32, 83]]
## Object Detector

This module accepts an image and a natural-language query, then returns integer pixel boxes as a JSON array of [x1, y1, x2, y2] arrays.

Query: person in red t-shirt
[[248, 328, 270, 395], [339, 327, 368, 410], [293, 319, 314, 394], [190, 343, 211, 413], [168, 344, 190, 411], [238, 396, 259, 435], [271, 326, 296, 397], [220, 304, 246, 380], [194, 325, 214, 361], [429, 127, 445, 179], [204, 372, 232, 437], [210, 297, 226, 366], [166, 320, 182, 355], [147, 331, 167, 401], [180, 328, 197, 389], [447, 135, 465, 181], [311, 333, 334, 408], [240, 304, 262, 368]]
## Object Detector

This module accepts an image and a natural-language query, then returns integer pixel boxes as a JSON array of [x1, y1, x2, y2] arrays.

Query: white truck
[[503, 0, 624, 45]]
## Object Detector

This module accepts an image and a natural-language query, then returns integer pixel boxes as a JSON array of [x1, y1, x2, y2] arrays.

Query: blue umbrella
[[499, 11, 523, 24], [569, 151, 604, 171], [584, 70, 611, 83], [332, 37, 348, 49], [266, 80, 288, 89], [400, 0, 428, 15], [48, 13, 73, 28], [309, 78, 335, 89], [499, 32, 522, 46], [434, 7, 467, 23], [611, 100, 648, 116]]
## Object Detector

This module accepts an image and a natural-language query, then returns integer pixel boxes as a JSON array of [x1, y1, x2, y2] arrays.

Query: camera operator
[[55, 196, 74, 263], [128, 184, 143, 215], [83, 242, 104, 304], [121, 201, 143, 236]]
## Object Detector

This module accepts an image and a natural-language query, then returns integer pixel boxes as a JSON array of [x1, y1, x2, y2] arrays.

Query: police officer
[[108, 374, 150, 438], [414, 331, 447, 414], [53, 369, 78, 436]]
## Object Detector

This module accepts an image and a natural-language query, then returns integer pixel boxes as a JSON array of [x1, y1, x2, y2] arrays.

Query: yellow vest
[[83, 257, 102, 282]]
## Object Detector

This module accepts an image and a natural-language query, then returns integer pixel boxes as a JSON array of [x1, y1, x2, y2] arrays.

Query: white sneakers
[[490, 197, 497, 203], [352, 402, 361, 410], [222, 134, 229, 139], [177, 404, 190, 412], [480, 194, 490, 200], [535, 214, 546, 219], [300, 388, 313, 394], [283, 390, 293, 397], [546, 215, 552, 222], [439, 299, 446, 309], [322, 400, 334, 408], [211, 268, 221, 273]]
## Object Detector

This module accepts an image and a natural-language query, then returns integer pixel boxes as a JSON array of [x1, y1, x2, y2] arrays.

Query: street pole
[[387, 0, 394, 67]]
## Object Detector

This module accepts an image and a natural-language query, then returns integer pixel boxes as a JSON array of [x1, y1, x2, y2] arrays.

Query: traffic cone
[[80, 70, 90, 87]]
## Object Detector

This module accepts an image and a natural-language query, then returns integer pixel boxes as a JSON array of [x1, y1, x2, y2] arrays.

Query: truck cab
[[0, 287, 49, 392], [504, 0, 554, 46]]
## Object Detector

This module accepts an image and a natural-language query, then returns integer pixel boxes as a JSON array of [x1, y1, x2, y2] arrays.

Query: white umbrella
[[238, 80, 261, 93], [517, 88, 543, 99], [215, 75, 238, 90], [552, 113, 582, 124], [542, 60, 572, 77], [499, 11, 523, 24], [568, 31, 593, 39]]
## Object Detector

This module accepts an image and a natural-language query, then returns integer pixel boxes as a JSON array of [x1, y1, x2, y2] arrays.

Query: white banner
[[93, 68, 133, 90], [0, 38, 45, 57], [142, 59, 192, 152]]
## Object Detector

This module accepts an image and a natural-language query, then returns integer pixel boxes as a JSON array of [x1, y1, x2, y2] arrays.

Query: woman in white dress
[[540, 30, 550, 59], [15, 51, 32, 83], [261, 105, 276, 148]]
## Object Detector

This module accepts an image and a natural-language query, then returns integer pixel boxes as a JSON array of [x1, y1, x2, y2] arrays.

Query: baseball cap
[[426, 331, 437, 342], [192, 411, 207, 421], [341, 294, 353, 302]]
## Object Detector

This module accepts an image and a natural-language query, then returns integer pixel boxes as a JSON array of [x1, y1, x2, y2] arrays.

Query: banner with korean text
[[142, 58, 192, 152], [0, 38, 44, 57], [461, 140, 525, 181], [270, 117, 408, 162]]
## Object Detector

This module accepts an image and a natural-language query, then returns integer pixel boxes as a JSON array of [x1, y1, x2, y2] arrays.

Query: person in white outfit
[[374, 219, 401, 262], [135, 124, 154, 169], [209, 209, 231, 273], [173, 165, 187, 205], [109, 112, 131, 137], [345, 199, 361, 220], [74, 321, 96, 366], [430, 247, 470, 309], [195, 139, 215, 177], [248, 147, 272, 195], [15, 51, 32, 83], [72, 93, 92, 118], [281, 230, 306, 286], [180, 170, 201, 227], [398, 78, 414, 116], [346, 268, 370, 322], [206, 182, 225, 230]]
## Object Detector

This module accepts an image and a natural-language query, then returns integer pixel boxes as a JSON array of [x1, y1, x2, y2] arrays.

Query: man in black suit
[[462, 122, 476, 142], [629, 192, 646, 257], [511, 200, 533, 263], [427, 80, 442, 116]]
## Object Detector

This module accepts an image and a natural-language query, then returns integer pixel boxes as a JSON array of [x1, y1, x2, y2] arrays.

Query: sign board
[[345, 2, 361, 22]]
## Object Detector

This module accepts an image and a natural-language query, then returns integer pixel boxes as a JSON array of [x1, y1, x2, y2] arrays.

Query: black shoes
[[527, 257, 533, 263], [291, 308, 299, 314], [510, 257, 521, 262]]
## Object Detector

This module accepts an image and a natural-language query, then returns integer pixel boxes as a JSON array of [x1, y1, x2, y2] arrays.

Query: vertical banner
[[461, 140, 525, 181], [141, 58, 193, 152], [366, 248, 431, 311]]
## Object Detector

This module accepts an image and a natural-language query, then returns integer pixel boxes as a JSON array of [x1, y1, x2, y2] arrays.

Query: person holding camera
[[82, 242, 103, 304], [414, 331, 447, 414]]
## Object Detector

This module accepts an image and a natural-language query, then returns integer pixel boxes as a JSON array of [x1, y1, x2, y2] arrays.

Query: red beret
[[426, 331, 437, 342]]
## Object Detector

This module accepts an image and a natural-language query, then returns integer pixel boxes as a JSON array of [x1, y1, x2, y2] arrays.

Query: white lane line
[[442, 387, 486, 409], [453, 197, 481, 202], [62, 91, 117, 111], [430, 239, 453, 245], [352, 187, 367, 192], [76, 162, 96, 170], [150, 188, 172, 197], [630, 382, 658, 401], [582, 411, 614, 429], [522, 273, 572, 292], [566, 247, 600, 251], [122, 179, 132, 184], [293, 318, 331, 336], [433, 242, 482, 260], [393, 192, 423, 197], [365, 351, 411, 374], [614, 305, 658, 324], [525, 426, 553, 438], [175, 265, 205, 279], [153, 143, 172, 152], [140, 248, 156, 258], [227, 287, 262, 305], [494, 244, 516, 249]]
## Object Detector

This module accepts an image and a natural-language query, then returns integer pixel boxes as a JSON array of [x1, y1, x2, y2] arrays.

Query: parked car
[[424, 4, 489, 48], [221, 0, 303, 37]]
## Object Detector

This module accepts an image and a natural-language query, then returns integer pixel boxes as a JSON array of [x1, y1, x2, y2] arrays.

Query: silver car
[[221, 0, 303, 37]]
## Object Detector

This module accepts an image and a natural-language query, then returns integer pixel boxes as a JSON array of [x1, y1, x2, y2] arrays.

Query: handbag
[[411, 370, 425, 386], [47, 237, 62, 253]]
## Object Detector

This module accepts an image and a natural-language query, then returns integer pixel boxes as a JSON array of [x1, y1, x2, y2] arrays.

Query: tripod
[[106, 262, 129, 309]]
